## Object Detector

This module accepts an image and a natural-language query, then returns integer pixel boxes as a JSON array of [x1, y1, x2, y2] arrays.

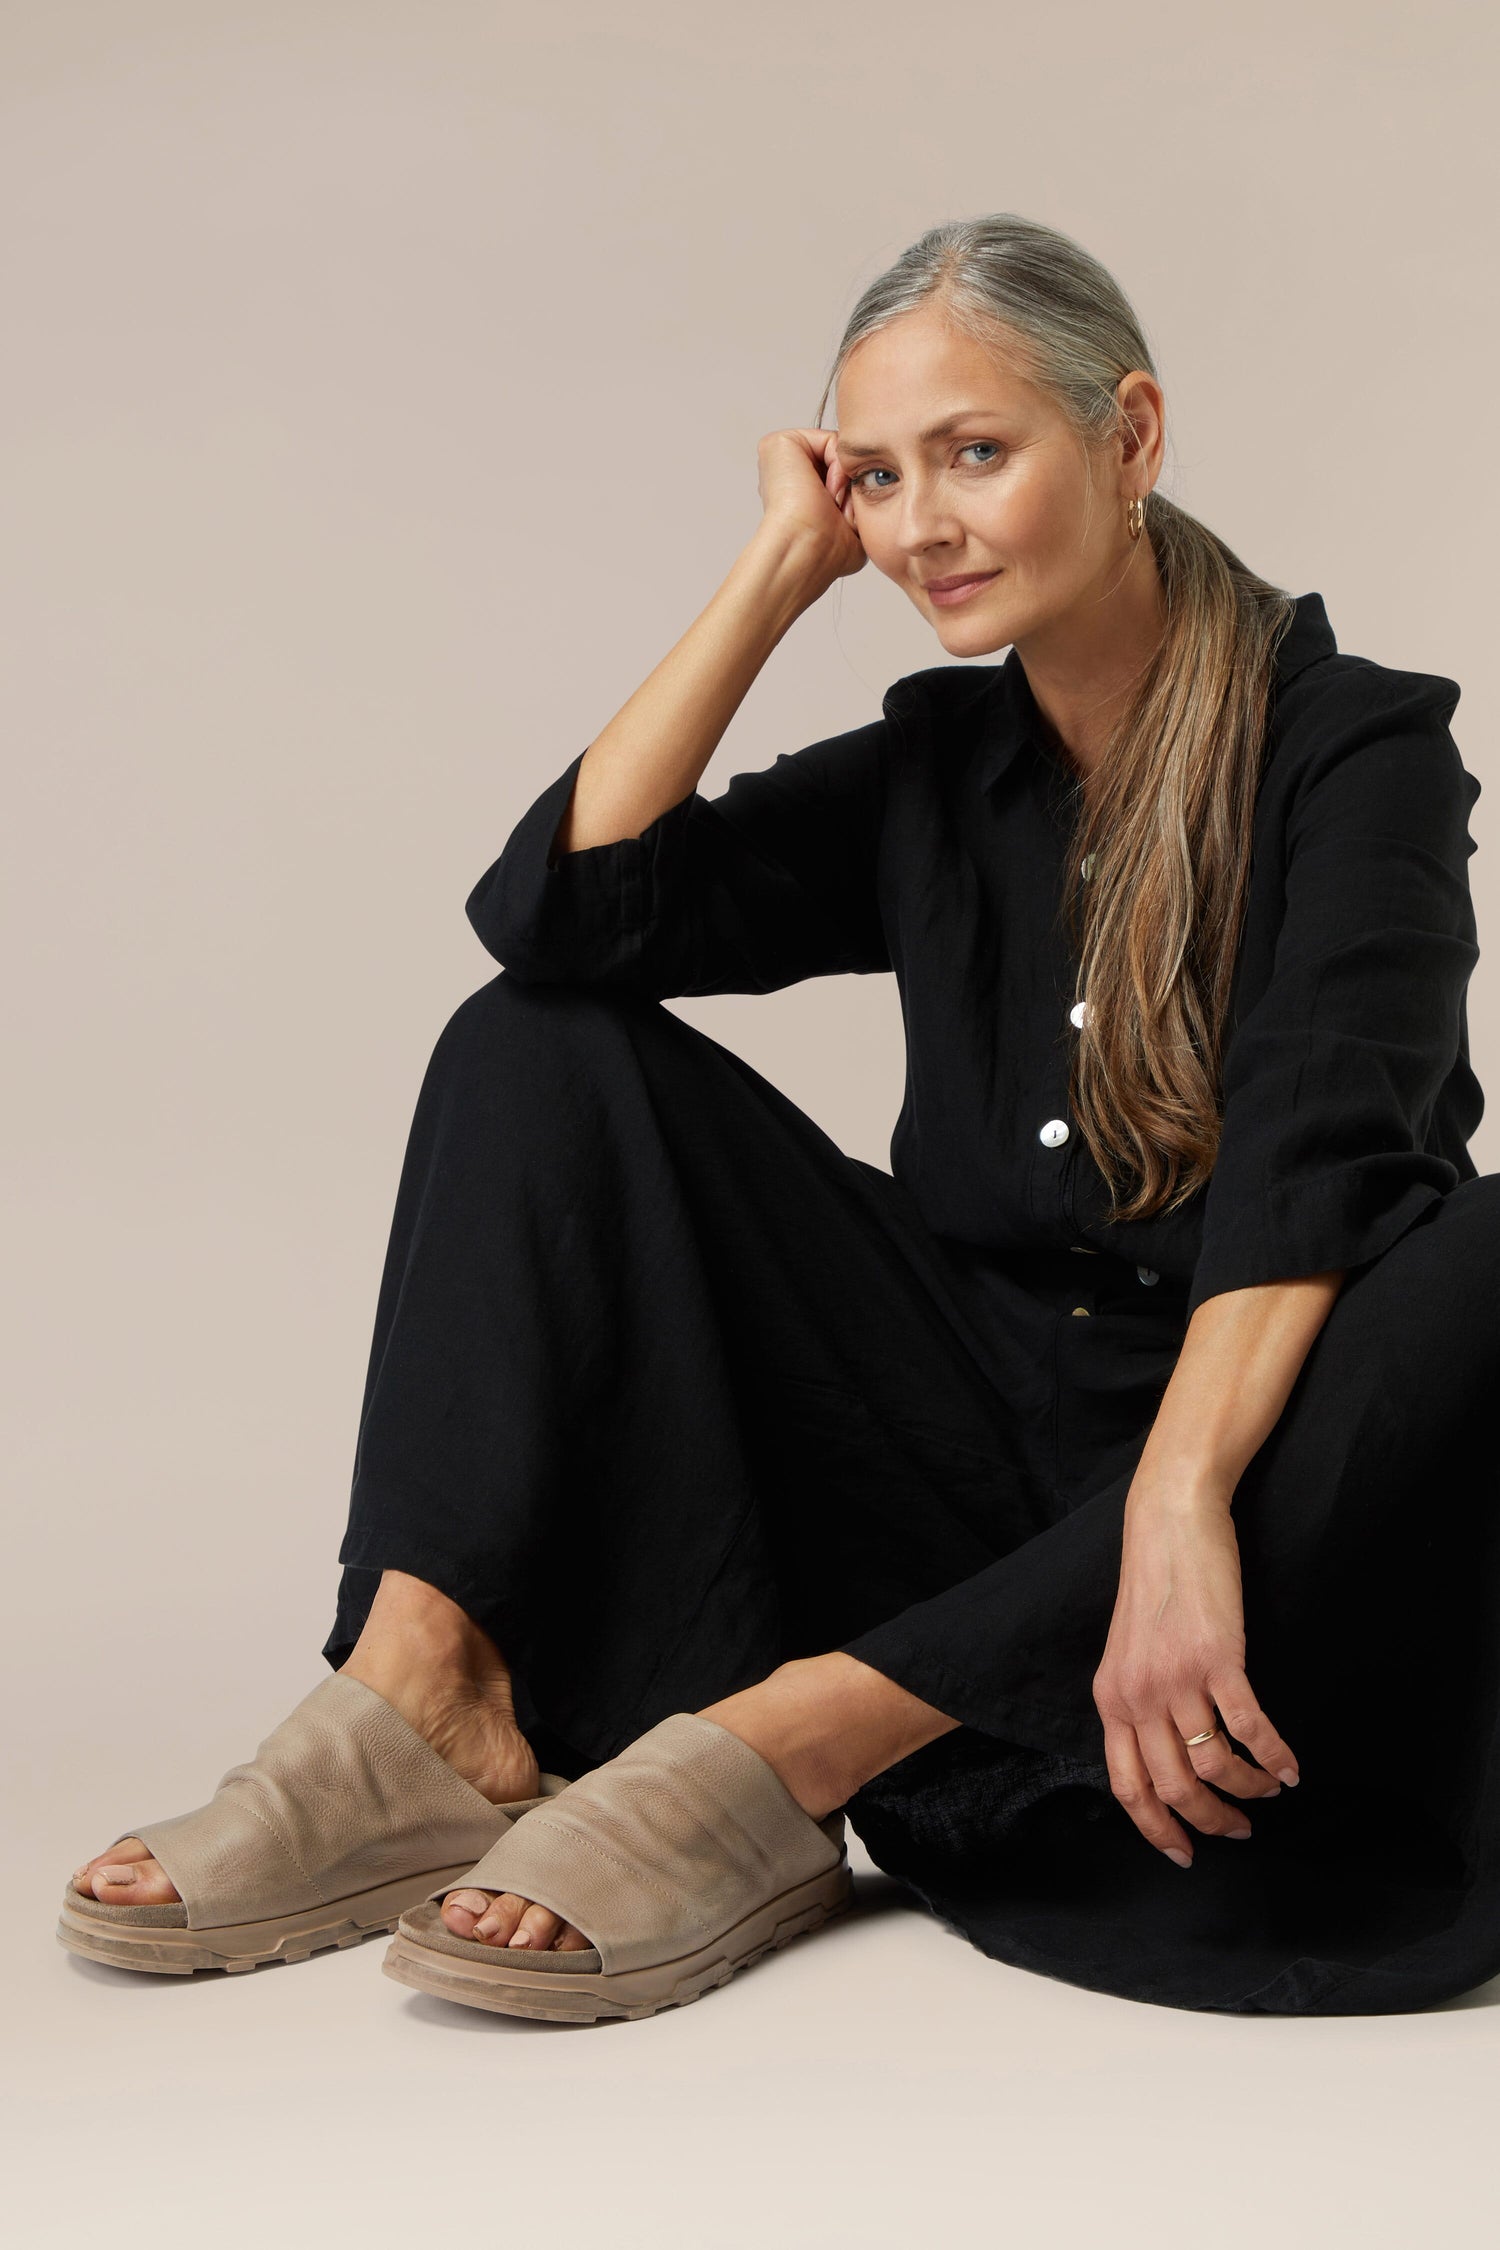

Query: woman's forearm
[[1132, 1271, 1346, 1507], [551, 523, 837, 860]]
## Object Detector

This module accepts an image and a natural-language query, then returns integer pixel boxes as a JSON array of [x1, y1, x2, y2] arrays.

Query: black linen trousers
[[321, 968, 1500, 2018]]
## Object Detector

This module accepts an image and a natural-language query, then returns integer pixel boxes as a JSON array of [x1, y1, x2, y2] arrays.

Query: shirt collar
[[974, 590, 1338, 793]]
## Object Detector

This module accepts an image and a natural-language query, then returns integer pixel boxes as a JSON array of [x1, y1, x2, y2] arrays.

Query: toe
[[73, 1837, 150, 1889], [73, 1839, 181, 1905], [502, 1901, 565, 1950], [470, 1891, 531, 1946], [440, 1887, 496, 1937], [94, 1858, 180, 1904]]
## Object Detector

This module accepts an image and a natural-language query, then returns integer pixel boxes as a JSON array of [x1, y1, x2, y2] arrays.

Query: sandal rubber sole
[[381, 1858, 854, 2023], [57, 1861, 489, 1976]]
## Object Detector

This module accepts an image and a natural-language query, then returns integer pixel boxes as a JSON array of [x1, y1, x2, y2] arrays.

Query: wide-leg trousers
[[321, 972, 1500, 2016]]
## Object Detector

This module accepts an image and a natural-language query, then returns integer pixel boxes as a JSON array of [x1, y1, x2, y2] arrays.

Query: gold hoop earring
[[1126, 496, 1146, 541]]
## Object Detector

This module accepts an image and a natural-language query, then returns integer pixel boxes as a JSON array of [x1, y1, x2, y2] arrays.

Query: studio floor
[[16, 1804, 1500, 2249]]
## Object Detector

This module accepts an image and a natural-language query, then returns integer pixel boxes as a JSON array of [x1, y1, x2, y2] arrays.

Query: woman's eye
[[850, 442, 1002, 493]]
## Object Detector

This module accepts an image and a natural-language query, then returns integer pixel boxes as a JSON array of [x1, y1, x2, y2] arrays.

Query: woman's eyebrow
[[836, 410, 1007, 461]]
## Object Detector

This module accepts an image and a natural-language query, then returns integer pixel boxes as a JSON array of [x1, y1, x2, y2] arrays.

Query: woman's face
[[833, 300, 1138, 658]]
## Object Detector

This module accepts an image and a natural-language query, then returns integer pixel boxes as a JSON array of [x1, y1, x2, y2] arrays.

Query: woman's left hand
[[1091, 1472, 1300, 1867]]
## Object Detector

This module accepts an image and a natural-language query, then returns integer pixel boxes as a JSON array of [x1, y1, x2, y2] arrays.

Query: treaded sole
[[55, 1863, 485, 1976], [381, 1862, 854, 2023]]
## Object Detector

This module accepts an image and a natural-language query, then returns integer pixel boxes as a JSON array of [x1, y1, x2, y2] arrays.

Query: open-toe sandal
[[381, 1710, 854, 2024], [56, 1672, 573, 1976]]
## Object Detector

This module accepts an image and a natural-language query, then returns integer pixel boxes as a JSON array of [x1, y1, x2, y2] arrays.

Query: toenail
[[99, 1865, 137, 1884], [508, 1932, 532, 1947]]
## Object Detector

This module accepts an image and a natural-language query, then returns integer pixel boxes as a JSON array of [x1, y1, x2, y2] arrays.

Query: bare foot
[[70, 1570, 543, 1913]]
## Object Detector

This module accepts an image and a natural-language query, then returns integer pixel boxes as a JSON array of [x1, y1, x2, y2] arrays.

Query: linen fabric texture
[[467, 591, 1484, 1315]]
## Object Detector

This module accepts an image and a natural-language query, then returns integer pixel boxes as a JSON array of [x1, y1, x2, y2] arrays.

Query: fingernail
[[1165, 1848, 1193, 1868], [1277, 1768, 1300, 1787], [1227, 1827, 1253, 1841], [508, 1931, 532, 1948], [1264, 1785, 1282, 1797]]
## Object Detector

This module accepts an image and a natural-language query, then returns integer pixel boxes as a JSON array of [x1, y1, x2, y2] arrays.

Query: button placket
[[1049, 983, 1089, 1239], [1029, 844, 1091, 1233], [1029, 1104, 1071, 1233]]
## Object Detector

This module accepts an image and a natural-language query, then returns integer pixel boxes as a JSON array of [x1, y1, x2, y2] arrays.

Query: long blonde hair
[[814, 214, 1297, 1223]]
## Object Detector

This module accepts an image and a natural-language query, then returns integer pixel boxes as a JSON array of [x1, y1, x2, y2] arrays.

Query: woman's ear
[[1114, 370, 1166, 483]]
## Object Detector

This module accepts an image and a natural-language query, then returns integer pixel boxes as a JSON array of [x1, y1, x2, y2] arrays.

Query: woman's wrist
[[1125, 1450, 1238, 1518], [742, 516, 844, 614]]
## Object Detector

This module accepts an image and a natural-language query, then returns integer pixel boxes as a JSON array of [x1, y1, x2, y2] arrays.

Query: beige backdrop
[[6, 4, 1498, 2246]]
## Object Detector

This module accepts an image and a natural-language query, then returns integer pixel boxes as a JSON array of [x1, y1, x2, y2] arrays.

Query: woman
[[60, 214, 1497, 2021]]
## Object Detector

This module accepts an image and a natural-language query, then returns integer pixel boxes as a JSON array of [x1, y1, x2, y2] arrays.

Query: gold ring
[[1181, 1726, 1219, 1747]]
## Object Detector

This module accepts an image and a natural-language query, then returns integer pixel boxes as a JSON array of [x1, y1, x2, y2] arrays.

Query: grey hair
[[813, 213, 1160, 544], [811, 213, 1298, 1225]]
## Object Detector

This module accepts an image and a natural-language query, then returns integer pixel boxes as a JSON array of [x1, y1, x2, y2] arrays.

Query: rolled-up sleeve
[[1185, 668, 1483, 1318], [463, 713, 892, 998]]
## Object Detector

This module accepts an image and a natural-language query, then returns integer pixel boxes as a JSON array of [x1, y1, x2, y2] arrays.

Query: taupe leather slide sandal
[[56, 1673, 573, 1976], [382, 1711, 854, 2024]]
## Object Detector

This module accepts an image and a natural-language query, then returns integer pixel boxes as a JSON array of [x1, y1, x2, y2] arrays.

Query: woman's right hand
[[755, 427, 868, 584]]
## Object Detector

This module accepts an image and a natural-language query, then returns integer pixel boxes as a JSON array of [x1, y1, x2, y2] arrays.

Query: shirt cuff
[[464, 750, 689, 984], [1185, 1160, 1452, 1317]]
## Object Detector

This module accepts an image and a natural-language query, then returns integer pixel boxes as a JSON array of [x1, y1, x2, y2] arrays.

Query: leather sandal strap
[[123, 1673, 528, 1928], [428, 1711, 847, 1975]]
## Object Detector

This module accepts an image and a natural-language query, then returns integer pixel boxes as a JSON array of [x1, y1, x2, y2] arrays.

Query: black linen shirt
[[465, 592, 1485, 1319]]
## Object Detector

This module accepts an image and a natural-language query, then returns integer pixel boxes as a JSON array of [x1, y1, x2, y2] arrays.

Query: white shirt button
[[1038, 1118, 1070, 1148], [1069, 1000, 1088, 1029], [1136, 1265, 1160, 1286]]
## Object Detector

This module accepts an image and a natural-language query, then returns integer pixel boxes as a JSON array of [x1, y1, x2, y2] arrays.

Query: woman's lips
[[924, 570, 1001, 606]]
